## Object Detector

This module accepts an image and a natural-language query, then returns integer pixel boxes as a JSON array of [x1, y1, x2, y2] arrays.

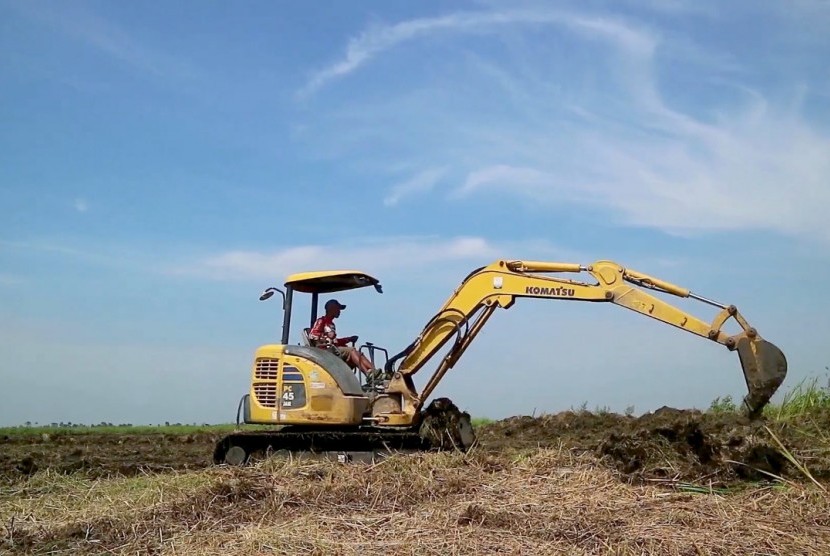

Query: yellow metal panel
[[248, 345, 285, 424], [246, 344, 368, 426], [284, 270, 379, 293], [506, 261, 583, 273]]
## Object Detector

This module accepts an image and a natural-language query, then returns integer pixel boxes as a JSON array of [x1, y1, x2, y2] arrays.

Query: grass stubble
[[3, 378, 830, 555], [1, 446, 829, 556]]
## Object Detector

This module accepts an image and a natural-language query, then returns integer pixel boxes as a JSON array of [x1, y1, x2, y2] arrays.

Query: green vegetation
[[708, 373, 830, 420], [0, 423, 243, 437], [3, 373, 827, 439]]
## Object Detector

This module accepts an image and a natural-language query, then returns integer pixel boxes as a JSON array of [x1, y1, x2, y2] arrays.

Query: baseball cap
[[325, 299, 346, 310]]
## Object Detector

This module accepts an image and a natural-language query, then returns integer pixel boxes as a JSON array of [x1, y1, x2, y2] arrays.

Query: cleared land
[[2, 386, 830, 554]]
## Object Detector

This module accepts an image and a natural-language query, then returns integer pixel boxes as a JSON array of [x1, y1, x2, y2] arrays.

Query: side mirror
[[259, 287, 286, 306]]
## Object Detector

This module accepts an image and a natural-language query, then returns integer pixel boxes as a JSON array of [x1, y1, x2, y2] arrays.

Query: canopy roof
[[284, 270, 382, 294]]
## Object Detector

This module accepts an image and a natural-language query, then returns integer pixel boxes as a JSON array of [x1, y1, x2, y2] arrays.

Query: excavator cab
[[258, 269, 389, 384], [216, 269, 433, 465], [225, 270, 389, 434], [259, 269, 384, 346]]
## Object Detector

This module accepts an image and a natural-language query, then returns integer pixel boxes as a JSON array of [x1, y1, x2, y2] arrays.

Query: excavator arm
[[375, 259, 787, 425]]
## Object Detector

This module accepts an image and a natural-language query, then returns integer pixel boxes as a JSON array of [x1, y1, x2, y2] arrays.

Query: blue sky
[[1, 0, 829, 425]]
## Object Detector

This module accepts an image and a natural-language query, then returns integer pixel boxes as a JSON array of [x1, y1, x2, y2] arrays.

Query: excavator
[[213, 259, 788, 465]]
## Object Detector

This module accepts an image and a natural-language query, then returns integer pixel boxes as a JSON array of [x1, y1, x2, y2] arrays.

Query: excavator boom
[[378, 259, 787, 423]]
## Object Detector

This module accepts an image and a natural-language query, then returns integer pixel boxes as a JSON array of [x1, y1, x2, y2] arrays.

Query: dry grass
[[0, 470, 219, 531], [2, 447, 829, 555]]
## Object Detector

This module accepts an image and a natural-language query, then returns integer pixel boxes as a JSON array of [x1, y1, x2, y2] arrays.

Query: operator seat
[[300, 328, 312, 347]]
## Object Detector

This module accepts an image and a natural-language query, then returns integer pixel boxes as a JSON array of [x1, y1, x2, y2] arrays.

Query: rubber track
[[213, 426, 426, 464]]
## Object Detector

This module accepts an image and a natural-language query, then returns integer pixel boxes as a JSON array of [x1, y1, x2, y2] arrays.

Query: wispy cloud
[[0, 273, 23, 286], [458, 165, 550, 197], [298, 9, 654, 97], [619, 0, 717, 16], [73, 198, 88, 213], [383, 167, 447, 206], [0, 238, 151, 273], [172, 236, 571, 281], [9, 1, 199, 82], [300, 7, 830, 244]]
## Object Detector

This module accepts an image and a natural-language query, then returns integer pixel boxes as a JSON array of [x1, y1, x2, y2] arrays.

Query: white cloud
[[10, 1, 200, 81], [0, 273, 23, 286], [446, 59, 830, 241], [568, 106, 830, 239], [458, 165, 551, 196], [298, 9, 654, 96], [301, 7, 830, 244], [620, 0, 717, 16], [172, 236, 574, 281], [383, 167, 447, 206]]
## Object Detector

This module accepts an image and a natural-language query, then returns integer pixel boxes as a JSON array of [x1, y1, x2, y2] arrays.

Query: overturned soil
[[478, 406, 830, 486], [3, 407, 829, 488]]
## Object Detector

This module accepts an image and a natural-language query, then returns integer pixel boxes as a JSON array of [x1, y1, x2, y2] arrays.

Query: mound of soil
[[477, 406, 830, 486]]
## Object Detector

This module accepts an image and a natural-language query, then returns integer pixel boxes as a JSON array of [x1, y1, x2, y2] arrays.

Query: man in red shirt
[[309, 299, 379, 379]]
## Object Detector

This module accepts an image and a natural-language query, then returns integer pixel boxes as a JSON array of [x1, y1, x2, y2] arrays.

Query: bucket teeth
[[736, 337, 788, 418]]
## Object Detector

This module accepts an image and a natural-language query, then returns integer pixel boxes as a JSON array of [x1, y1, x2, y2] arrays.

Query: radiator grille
[[253, 382, 277, 408], [254, 358, 279, 380]]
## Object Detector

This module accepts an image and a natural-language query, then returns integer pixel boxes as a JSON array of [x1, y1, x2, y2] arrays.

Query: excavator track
[[213, 427, 425, 465], [213, 397, 476, 465]]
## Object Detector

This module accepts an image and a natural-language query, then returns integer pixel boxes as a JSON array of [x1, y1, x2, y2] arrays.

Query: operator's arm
[[309, 318, 356, 347], [334, 335, 356, 347], [308, 318, 328, 347]]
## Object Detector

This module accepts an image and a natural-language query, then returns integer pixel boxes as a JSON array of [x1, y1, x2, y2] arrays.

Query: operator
[[309, 299, 382, 380]]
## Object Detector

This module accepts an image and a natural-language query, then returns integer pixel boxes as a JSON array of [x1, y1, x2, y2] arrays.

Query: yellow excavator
[[213, 259, 788, 465]]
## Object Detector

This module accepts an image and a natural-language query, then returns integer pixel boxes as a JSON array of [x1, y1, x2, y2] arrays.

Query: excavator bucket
[[736, 336, 788, 417]]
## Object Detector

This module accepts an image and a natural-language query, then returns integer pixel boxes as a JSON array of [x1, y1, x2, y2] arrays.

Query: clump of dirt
[[419, 397, 475, 450], [594, 407, 787, 484], [477, 406, 830, 486]]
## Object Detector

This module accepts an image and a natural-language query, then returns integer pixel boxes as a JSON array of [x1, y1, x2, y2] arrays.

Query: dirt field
[[4, 406, 829, 487], [0, 431, 217, 482], [2, 407, 830, 554]]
